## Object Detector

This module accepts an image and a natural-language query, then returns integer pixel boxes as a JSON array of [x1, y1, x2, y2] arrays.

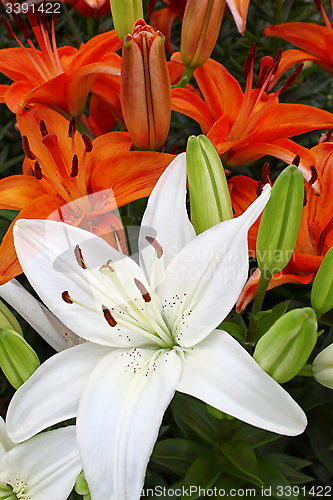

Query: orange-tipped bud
[[120, 19, 171, 151], [180, 0, 226, 69]]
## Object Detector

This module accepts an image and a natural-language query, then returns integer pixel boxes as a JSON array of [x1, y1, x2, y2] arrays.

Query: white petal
[[178, 329, 307, 436], [0, 426, 81, 500], [77, 348, 182, 500], [13, 219, 160, 348], [0, 279, 81, 351], [6, 342, 109, 443], [159, 185, 271, 347], [139, 153, 195, 288], [0, 417, 15, 459]]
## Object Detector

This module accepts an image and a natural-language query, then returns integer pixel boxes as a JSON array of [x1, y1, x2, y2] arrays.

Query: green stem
[[274, 0, 284, 25], [62, 3, 83, 46], [297, 364, 313, 377], [245, 271, 271, 351], [86, 17, 100, 39], [171, 66, 195, 89]]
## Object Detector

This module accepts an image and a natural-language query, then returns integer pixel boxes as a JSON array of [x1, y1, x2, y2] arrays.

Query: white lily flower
[[6, 154, 306, 500], [0, 417, 81, 500]]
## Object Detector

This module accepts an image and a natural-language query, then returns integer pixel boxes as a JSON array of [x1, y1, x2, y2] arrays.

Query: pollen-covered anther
[[39, 120, 48, 138], [62, 291, 73, 303], [68, 116, 77, 138], [74, 244, 87, 269], [1, 16, 14, 39], [11, 12, 31, 40], [292, 154, 300, 166], [243, 51, 253, 77], [145, 236, 163, 258], [303, 185, 308, 207], [71, 154, 79, 177], [309, 165, 318, 185], [102, 305, 117, 327], [280, 63, 304, 94], [34, 161, 43, 180], [22, 136, 36, 160], [255, 65, 269, 89], [272, 48, 283, 75], [262, 162, 272, 186], [82, 133, 93, 152], [256, 181, 264, 198], [134, 278, 151, 303]]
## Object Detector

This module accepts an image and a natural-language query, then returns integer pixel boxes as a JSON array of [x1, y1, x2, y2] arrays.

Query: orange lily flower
[[0, 9, 121, 118], [263, 0, 333, 86], [229, 142, 333, 311], [171, 46, 333, 187], [0, 105, 175, 284], [65, 0, 110, 18]]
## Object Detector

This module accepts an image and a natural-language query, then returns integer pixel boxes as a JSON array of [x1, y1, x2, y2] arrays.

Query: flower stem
[[171, 66, 195, 89], [297, 364, 313, 377], [245, 271, 271, 351]]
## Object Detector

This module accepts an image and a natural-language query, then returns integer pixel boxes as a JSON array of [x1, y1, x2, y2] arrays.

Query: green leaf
[[257, 461, 295, 498], [264, 454, 312, 470], [232, 423, 280, 449], [218, 321, 246, 344], [181, 453, 228, 499], [151, 439, 207, 476], [307, 401, 333, 473], [220, 440, 260, 482]]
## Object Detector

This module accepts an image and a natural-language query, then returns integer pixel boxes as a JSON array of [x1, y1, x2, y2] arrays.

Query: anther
[[145, 236, 163, 259], [11, 13, 30, 40], [303, 185, 308, 207], [68, 116, 77, 138], [74, 244, 87, 269], [34, 161, 43, 180], [39, 120, 48, 138], [134, 278, 151, 303], [279, 63, 303, 94], [1, 16, 14, 39], [62, 291, 73, 304], [36, 7, 49, 30], [82, 133, 93, 152], [255, 65, 269, 90], [272, 48, 283, 75], [292, 155, 300, 166], [71, 154, 79, 177], [256, 181, 264, 197], [243, 51, 253, 77], [102, 305, 117, 327], [315, 0, 322, 10], [309, 165, 318, 185], [22, 136, 36, 160], [262, 162, 272, 186]]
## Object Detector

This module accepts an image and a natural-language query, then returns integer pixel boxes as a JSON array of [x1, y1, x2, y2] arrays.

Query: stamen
[[262, 162, 272, 186], [34, 161, 43, 180], [315, 0, 321, 9], [279, 63, 303, 94], [82, 133, 93, 152], [11, 13, 31, 40], [39, 120, 48, 137], [102, 305, 117, 327], [292, 154, 300, 166], [22, 136, 36, 160], [272, 48, 283, 75], [62, 291, 73, 303], [37, 8, 49, 31], [309, 165, 318, 185], [1, 16, 14, 39], [303, 185, 308, 207], [134, 278, 151, 303], [255, 65, 268, 89], [243, 51, 253, 77], [68, 116, 77, 138], [256, 181, 263, 197], [74, 244, 87, 269], [71, 154, 79, 178], [145, 236, 163, 259]]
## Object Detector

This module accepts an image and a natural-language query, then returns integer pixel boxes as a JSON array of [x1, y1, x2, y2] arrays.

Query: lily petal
[[139, 153, 195, 286], [6, 342, 109, 443], [159, 185, 271, 347], [177, 329, 307, 435], [77, 348, 182, 500]]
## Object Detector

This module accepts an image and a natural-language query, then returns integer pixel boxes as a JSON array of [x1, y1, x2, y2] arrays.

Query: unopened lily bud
[[313, 343, 333, 390], [180, 0, 226, 69], [311, 246, 333, 318], [253, 307, 317, 383], [121, 19, 171, 151], [110, 0, 143, 41], [0, 326, 40, 389], [75, 470, 91, 500], [256, 165, 304, 277], [186, 135, 233, 234]]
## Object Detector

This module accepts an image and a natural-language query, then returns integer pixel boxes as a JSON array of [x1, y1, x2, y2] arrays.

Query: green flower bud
[[311, 246, 333, 318], [110, 0, 143, 41], [253, 307, 317, 383], [256, 165, 304, 277], [186, 135, 233, 234], [75, 470, 91, 500], [0, 326, 40, 389], [312, 343, 333, 390]]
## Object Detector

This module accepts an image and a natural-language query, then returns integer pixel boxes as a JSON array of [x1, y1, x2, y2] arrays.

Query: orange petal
[[0, 175, 46, 210], [89, 131, 132, 166], [150, 5, 184, 54], [171, 87, 214, 134], [0, 48, 44, 86], [70, 30, 122, 72], [4, 81, 36, 114], [88, 95, 116, 136], [0, 84, 10, 103], [226, 0, 250, 34]]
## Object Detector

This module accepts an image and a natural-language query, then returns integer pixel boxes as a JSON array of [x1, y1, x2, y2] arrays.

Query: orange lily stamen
[[315, 0, 333, 33]]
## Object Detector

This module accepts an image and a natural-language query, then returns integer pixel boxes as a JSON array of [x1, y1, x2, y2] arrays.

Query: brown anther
[[291, 154, 300, 166], [243, 51, 253, 77], [74, 244, 87, 269], [272, 48, 283, 75], [315, 0, 322, 10], [309, 165, 318, 185], [52, 10, 58, 23], [280, 63, 303, 94], [262, 162, 272, 186], [36, 7, 49, 30], [82, 133, 93, 152], [11, 13, 30, 40], [34, 161, 43, 180], [303, 185, 308, 207], [255, 65, 269, 90], [145, 236, 163, 259], [68, 116, 77, 138], [22, 136, 36, 160], [102, 305, 117, 327], [134, 278, 151, 303], [62, 291, 73, 304], [250, 42, 256, 58], [71, 154, 79, 177], [1, 16, 14, 39], [39, 120, 48, 138], [256, 181, 264, 197]]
